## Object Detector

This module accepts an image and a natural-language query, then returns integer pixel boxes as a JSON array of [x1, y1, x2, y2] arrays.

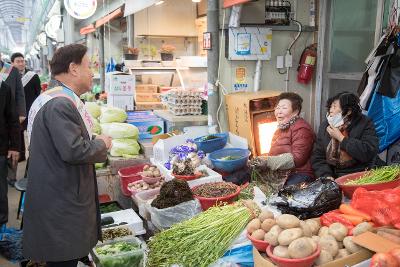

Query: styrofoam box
[[132, 188, 160, 220], [101, 209, 146, 236], [107, 95, 134, 111]]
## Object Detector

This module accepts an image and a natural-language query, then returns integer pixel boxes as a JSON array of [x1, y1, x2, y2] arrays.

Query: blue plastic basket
[[209, 148, 251, 173], [193, 133, 229, 154]]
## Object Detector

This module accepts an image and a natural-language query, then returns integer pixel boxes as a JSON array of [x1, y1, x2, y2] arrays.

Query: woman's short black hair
[[277, 92, 303, 114], [326, 92, 361, 118]]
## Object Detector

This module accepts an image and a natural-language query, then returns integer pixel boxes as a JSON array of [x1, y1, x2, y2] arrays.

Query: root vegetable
[[315, 250, 333, 265], [278, 228, 303, 246], [377, 227, 400, 237], [300, 221, 313, 237], [318, 226, 330, 237], [343, 236, 361, 253], [251, 229, 266, 240], [352, 222, 373, 236], [307, 237, 317, 252], [329, 223, 348, 241], [261, 219, 276, 233], [288, 237, 314, 259], [319, 235, 339, 257], [337, 241, 344, 249], [247, 219, 261, 234], [335, 249, 350, 260], [143, 165, 150, 171], [276, 214, 300, 229], [312, 235, 320, 244], [265, 225, 282, 246], [273, 246, 290, 258], [259, 210, 274, 222], [306, 219, 321, 235]]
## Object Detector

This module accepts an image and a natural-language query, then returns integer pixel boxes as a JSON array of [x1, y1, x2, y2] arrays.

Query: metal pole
[[63, 11, 75, 45], [207, 0, 220, 133], [127, 14, 135, 48], [99, 26, 106, 92]]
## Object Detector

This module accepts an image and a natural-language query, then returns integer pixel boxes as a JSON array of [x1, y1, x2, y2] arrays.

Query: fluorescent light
[[192, 0, 201, 2], [155, 0, 164, 5]]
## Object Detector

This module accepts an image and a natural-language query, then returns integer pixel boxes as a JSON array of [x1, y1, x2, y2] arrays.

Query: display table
[[153, 110, 208, 132]]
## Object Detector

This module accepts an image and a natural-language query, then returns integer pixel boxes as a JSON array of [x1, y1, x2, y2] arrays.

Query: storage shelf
[[233, 24, 316, 32]]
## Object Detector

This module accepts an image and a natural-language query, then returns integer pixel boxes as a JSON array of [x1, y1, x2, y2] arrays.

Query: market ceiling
[[0, 0, 33, 45]]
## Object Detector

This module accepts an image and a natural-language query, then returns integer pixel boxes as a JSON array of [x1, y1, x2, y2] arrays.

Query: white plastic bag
[[147, 200, 202, 230]]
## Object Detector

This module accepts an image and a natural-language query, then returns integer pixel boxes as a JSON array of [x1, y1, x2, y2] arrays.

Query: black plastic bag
[[269, 178, 342, 219]]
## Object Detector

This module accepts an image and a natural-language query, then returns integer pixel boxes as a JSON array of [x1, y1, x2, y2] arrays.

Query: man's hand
[[96, 135, 112, 150], [326, 126, 345, 142], [19, 116, 26, 124], [7, 150, 20, 167]]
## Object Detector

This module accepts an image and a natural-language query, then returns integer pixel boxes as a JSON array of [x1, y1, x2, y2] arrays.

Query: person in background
[[249, 92, 315, 191], [23, 44, 112, 267], [311, 92, 381, 179], [1, 52, 26, 186], [11, 52, 41, 162], [0, 80, 20, 228]]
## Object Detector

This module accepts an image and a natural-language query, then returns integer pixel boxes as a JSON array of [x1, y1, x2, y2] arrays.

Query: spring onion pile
[[147, 202, 257, 267], [345, 165, 400, 185]]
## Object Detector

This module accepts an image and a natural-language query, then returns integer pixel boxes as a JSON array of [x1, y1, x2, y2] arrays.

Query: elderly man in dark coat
[[23, 44, 112, 267]]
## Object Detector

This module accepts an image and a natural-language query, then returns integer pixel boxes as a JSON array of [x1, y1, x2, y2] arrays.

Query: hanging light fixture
[[192, 0, 201, 2], [155, 1, 164, 5]]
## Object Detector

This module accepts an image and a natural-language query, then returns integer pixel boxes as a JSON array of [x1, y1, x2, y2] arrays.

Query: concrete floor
[[0, 161, 27, 267]]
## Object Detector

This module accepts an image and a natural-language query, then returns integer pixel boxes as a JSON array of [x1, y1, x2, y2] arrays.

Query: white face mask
[[327, 113, 344, 127]]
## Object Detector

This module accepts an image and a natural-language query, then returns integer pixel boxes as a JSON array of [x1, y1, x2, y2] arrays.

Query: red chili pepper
[[320, 211, 354, 233]]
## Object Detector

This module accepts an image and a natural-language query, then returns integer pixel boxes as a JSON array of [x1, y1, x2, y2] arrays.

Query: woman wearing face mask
[[249, 92, 315, 189], [311, 92, 380, 179]]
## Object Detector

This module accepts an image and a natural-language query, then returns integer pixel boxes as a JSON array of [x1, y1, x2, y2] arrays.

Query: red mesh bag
[[351, 187, 400, 228]]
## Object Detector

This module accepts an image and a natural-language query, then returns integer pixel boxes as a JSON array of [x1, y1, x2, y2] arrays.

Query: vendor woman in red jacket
[[250, 92, 315, 190]]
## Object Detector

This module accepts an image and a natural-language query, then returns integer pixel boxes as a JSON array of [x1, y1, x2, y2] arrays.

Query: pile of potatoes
[[247, 212, 321, 259]]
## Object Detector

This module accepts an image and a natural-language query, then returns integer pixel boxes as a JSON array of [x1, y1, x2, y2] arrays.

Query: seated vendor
[[250, 92, 315, 189], [311, 92, 380, 179]]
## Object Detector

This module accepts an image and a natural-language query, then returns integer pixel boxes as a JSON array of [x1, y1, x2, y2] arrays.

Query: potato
[[306, 219, 321, 235], [343, 236, 362, 253], [337, 241, 344, 249], [247, 218, 261, 234], [352, 222, 373, 236], [273, 246, 290, 258], [329, 223, 348, 241], [259, 210, 274, 222], [315, 249, 333, 265], [288, 237, 314, 259], [318, 226, 330, 237], [306, 237, 318, 252], [265, 225, 282, 246], [276, 214, 300, 229], [251, 229, 266, 240], [300, 221, 313, 237], [335, 249, 350, 260], [261, 219, 276, 232], [319, 235, 339, 257], [312, 235, 320, 243], [278, 228, 303, 246], [143, 165, 150, 171]]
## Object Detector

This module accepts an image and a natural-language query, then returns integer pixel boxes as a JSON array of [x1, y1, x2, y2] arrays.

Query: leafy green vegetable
[[95, 240, 143, 267], [96, 242, 139, 255], [99, 107, 127, 123], [95, 162, 107, 170], [85, 102, 101, 118], [202, 135, 219, 141], [93, 119, 101, 135], [100, 123, 139, 139], [220, 156, 241, 161], [100, 203, 121, 213], [110, 139, 140, 157], [345, 165, 400, 185]]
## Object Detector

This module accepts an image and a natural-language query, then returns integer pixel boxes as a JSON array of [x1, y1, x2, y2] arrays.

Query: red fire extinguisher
[[297, 44, 317, 84]]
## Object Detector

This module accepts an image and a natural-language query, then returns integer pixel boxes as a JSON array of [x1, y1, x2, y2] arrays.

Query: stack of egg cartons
[[162, 89, 203, 116]]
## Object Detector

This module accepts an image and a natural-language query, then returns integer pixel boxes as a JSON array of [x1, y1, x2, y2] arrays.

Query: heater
[[225, 91, 279, 157]]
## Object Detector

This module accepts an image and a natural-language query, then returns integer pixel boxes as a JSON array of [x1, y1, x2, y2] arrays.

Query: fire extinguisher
[[297, 44, 317, 84]]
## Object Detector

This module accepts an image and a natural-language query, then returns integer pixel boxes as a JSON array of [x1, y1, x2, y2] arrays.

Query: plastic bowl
[[192, 183, 241, 210], [247, 232, 269, 251], [127, 180, 162, 196], [266, 245, 320, 267], [141, 175, 162, 185], [193, 133, 228, 154], [209, 148, 251, 173], [173, 172, 202, 181], [336, 171, 400, 198], [118, 163, 149, 196]]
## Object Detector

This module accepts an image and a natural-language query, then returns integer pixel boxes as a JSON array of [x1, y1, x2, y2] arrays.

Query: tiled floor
[[0, 161, 27, 267]]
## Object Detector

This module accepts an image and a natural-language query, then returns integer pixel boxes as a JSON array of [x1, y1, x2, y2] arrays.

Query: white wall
[[218, 0, 317, 131]]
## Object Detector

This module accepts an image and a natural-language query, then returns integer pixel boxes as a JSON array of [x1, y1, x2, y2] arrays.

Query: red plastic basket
[[118, 163, 149, 196], [247, 232, 269, 251], [192, 183, 241, 211], [173, 172, 202, 181]]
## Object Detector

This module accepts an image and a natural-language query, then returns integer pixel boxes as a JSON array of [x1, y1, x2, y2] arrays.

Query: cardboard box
[[135, 93, 161, 102], [135, 84, 158, 93], [135, 102, 165, 111], [353, 231, 400, 253], [105, 72, 135, 95], [107, 95, 134, 110], [127, 115, 164, 140]]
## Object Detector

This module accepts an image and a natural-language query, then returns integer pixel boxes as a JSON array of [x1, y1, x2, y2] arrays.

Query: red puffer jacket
[[269, 118, 315, 178]]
